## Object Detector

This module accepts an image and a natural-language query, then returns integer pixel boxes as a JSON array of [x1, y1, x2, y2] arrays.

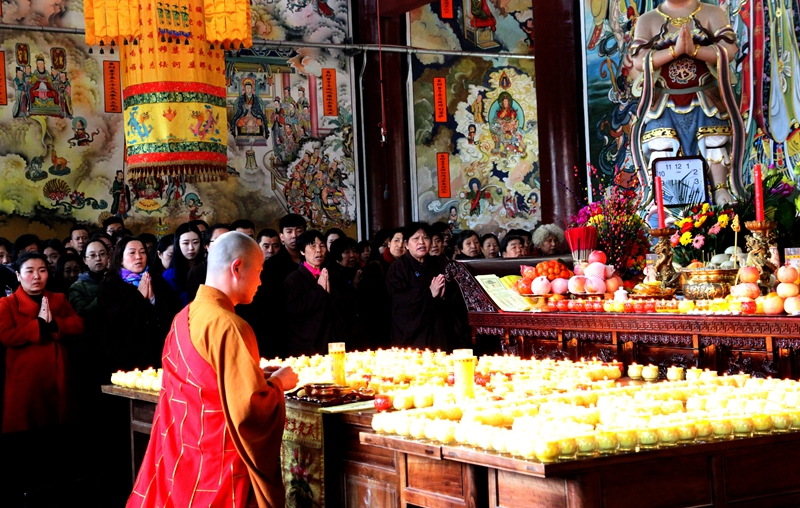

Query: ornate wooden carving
[[776, 338, 800, 349], [447, 262, 497, 313], [597, 348, 617, 363], [511, 329, 558, 339], [564, 331, 612, 344], [725, 352, 779, 378], [469, 312, 800, 338], [475, 327, 506, 338], [619, 333, 693, 347], [500, 337, 520, 357], [700, 336, 767, 350], [445, 261, 499, 314], [530, 345, 569, 361]]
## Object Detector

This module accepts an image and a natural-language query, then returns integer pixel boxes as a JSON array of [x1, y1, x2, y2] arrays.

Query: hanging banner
[[0, 52, 6, 106], [433, 77, 446, 122], [441, 0, 453, 19], [437, 152, 450, 197], [103, 61, 122, 113], [322, 68, 338, 117]]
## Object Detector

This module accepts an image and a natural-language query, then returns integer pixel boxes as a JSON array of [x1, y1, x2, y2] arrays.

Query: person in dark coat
[[283, 230, 344, 357], [386, 222, 450, 351], [358, 228, 405, 349], [97, 237, 181, 372], [162, 223, 205, 305], [238, 214, 306, 358], [454, 229, 481, 260], [326, 236, 366, 349]]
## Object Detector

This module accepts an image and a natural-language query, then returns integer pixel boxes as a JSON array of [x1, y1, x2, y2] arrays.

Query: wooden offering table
[[362, 430, 800, 508], [448, 259, 800, 379], [101, 385, 159, 482]]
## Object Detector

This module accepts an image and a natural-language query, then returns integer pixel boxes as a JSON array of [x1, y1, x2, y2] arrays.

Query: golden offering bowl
[[681, 268, 738, 300], [744, 220, 777, 233], [649, 227, 677, 238]]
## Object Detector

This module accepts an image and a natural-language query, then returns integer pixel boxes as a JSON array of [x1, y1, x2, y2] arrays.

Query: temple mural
[[409, 2, 539, 235], [0, 0, 357, 238], [582, 0, 800, 198]]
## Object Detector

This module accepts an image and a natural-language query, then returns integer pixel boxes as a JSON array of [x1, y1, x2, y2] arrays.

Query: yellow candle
[[642, 365, 659, 382], [453, 353, 476, 402], [628, 363, 644, 379], [328, 342, 346, 386]]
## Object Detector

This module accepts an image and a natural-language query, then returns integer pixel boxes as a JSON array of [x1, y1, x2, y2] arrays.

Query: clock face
[[652, 156, 706, 206]]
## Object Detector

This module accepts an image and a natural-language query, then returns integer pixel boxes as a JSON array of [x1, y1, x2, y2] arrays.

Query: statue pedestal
[[465, 26, 500, 49]]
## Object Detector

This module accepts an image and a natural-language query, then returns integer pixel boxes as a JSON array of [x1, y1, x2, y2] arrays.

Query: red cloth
[[0, 288, 83, 433], [382, 247, 397, 265], [127, 306, 252, 507]]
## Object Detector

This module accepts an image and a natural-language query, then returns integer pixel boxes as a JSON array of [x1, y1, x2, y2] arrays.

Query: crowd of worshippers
[[0, 215, 566, 433]]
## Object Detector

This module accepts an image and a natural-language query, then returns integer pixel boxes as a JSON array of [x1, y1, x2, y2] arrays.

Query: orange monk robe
[[128, 285, 285, 508]]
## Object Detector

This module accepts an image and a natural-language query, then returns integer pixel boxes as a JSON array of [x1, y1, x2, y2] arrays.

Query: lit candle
[[654, 176, 666, 228], [754, 164, 764, 222]]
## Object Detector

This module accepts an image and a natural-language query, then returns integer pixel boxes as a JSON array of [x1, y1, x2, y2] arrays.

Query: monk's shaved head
[[205, 231, 264, 305], [208, 231, 261, 274]]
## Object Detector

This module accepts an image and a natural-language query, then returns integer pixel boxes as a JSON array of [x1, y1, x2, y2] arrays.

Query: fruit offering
[[531, 261, 573, 282]]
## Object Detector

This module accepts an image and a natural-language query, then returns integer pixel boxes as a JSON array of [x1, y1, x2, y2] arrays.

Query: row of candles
[[653, 164, 765, 229], [372, 375, 800, 462]]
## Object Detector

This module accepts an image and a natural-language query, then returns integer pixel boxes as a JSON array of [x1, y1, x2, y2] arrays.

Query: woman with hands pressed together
[[0, 252, 84, 432], [97, 237, 180, 372], [284, 230, 348, 357], [386, 222, 450, 351]]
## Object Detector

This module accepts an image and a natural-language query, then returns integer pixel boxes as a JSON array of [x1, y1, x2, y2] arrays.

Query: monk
[[127, 232, 298, 508]]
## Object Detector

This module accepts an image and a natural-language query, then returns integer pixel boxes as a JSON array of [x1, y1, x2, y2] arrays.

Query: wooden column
[[355, 1, 412, 235], [531, 0, 585, 225]]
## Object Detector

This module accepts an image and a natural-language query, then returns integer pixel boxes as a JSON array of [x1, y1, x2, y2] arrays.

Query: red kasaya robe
[[128, 285, 286, 508], [0, 288, 84, 433]]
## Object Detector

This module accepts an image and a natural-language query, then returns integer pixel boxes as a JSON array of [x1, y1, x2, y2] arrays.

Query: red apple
[[517, 279, 532, 295], [521, 265, 536, 279], [739, 266, 760, 283], [588, 250, 607, 264], [446, 372, 455, 386], [740, 300, 757, 314], [777, 266, 800, 284], [730, 282, 761, 300], [605, 275, 623, 293], [374, 394, 393, 411]]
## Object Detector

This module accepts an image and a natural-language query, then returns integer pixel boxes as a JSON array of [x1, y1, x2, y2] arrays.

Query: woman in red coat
[[0, 252, 84, 433]]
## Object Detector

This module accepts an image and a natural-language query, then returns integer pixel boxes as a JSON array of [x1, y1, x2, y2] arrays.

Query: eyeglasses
[[86, 253, 108, 260]]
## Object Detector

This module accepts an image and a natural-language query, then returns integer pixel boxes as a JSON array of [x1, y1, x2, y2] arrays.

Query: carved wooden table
[[447, 259, 800, 380], [363, 431, 800, 508]]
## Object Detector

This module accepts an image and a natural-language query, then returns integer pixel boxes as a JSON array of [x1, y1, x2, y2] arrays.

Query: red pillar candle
[[654, 176, 666, 229], [754, 164, 764, 222]]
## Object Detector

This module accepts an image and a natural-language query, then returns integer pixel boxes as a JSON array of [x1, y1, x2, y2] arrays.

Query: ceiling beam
[[377, 0, 434, 18]]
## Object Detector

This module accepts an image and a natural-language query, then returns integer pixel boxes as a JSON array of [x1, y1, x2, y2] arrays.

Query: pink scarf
[[303, 261, 322, 278]]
